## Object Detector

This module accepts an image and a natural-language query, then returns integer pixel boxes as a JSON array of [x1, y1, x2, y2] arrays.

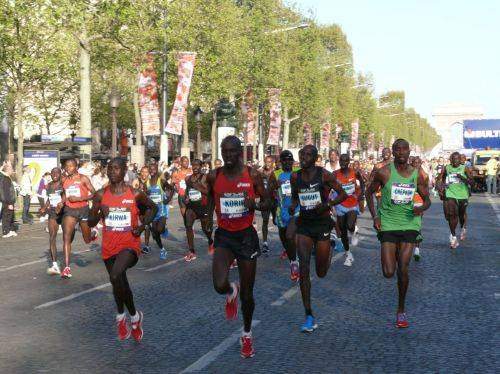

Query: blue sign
[[73, 137, 92, 143], [463, 119, 500, 149]]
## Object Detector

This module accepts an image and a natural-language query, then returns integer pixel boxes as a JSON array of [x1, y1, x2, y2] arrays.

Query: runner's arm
[[88, 189, 105, 228], [133, 189, 157, 236], [191, 175, 210, 195], [414, 168, 431, 215], [356, 170, 366, 201], [250, 168, 270, 211], [267, 172, 279, 194], [462, 167, 474, 187], [324, 170, 348, 207], [288, 172, 299, 215], [365, 167, 384, 230]]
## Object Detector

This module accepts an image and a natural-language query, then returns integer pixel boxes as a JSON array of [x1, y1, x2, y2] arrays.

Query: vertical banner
[[350, 120, 359, 151], [320, 123, 331, 150], [165, 52, 196, 135], [138, 54, 161, 136], [243, 90, 256, 145], [266, 88, 282, 146], [303, 123, 313, 145]]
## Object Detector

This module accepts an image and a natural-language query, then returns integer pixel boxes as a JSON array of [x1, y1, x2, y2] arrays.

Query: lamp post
[[109, 88, 121, 158], [194, 106, 203, 160]]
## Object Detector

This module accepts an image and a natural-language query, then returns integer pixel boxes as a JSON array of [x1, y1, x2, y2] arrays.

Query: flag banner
[[165, 52, 196, 135], [266, 88, 282, 146], [320, 123, 331, 150], [303, 123, 313, 145], [350, 120, 359, 150], [243, 90, 256, 145], [368, 132, 375, 152], [138, 54, 161, 136]]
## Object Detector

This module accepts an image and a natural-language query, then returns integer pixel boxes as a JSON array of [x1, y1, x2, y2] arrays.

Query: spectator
[[19, 166, 34, 224], [485, 156, 499, 194], [91, 166, 109, 191], [0, 162, 17, 237], [78, 160, 94, 178]]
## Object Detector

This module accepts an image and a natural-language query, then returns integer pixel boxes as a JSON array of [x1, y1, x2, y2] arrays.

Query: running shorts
[[48, 209, 63, 225], [377, 230, 422, 244], [296, 217, 334, 242], [214, 226, 260, 261], [445, 197, 468, 209], [63, 206, 89, 222], [102, 248, 139, 266], [153, 204, 169, 222], [335, 204, 360, 217]]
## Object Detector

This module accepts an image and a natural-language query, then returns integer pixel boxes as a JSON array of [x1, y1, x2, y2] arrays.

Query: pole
[[258, 102, 264, 164], [196, 121, 202, 160], [160, 6, 169, 164], [111, 107, 117, 157]]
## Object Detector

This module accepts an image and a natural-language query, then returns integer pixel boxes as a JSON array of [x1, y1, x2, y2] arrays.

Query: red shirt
[[214, 167, 255, 231], [101, 186, 141, 260], [63, 174, 90, 209], [173, 168, 192, 196], [334, 169, 359, 208]]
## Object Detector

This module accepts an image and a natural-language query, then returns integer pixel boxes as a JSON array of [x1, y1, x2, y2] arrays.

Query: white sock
[[130, 312, 140, 323], [242, 330, 252, 338], [116, 313, 126, 321], [52, 261, 58, 267]]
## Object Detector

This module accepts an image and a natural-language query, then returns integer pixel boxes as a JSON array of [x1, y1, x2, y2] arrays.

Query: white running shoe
[[343, 251, 354, 267], [413, 247, 421, 261], [2, 231, 17, 238], [449, 235, 459, 249], [460, 228, 466, 241], [47, 262, 61, 275]]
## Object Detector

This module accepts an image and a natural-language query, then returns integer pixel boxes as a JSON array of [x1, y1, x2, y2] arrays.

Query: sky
[[294, 0, 500, 124]]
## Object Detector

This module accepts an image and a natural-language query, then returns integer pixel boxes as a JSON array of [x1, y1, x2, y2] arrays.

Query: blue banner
[[463, 119, 500, 149]]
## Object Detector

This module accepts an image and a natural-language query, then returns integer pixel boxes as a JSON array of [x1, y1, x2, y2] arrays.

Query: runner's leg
[[184, 208, 197, 254], [396, 243, 414, 313], [104, 250, 138, 315], [338, 215, 349, 252], [151, 217, 166, 249], [315, 239, 332, 277], [62, 216, 78, 268], [212, 246, 235, 295], [237, 259, 257, 333], [80, 220, 93, 244], [48, 218, 59, 262], [381, 241, 397, 279], [297, 234, 314, 316], [446, 199, 459, 236], [200, 216, 214, 246], [261, 210, 270, 251], [285, 218, 297, 261], [458, 200, 467, 229]]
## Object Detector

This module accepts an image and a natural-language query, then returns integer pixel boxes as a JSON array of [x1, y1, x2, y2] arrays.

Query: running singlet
[[334, 169, 358, 208], [274, 169, 299, 227], [379, 163, 421, 232], [296, 167, 330, 220], [63, 174, 90, 209], [173, 168, 192, 197], [214, 167, 255, 231], [445, 164, 469, 200], [46, 183, 63, 210], [185, 175, 208, 208], [147, 178, 164, 205], [101, 187, 141, 260]]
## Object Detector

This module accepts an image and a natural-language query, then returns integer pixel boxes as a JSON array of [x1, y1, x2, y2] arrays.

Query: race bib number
[[446, 173, 460, 184], [281, 181, 292, 197], [105, 208, 132, 231], [48, 192, 62, 207], [65, 185, 81, 198], [298, 191, 321, 210], [342, 182, 356, 196], [188, 189, 202, 202], [179, 180, 187, 190], [391, 183, 415, 205], [150, 192, 162, 204], [220, 194, 248, 218]]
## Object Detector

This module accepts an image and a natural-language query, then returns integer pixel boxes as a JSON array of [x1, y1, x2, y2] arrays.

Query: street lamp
[[194, 106, 203, 160], [109, 88, 121, 158]]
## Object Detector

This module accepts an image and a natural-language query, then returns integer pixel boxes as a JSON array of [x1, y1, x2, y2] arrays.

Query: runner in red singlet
[[88, 158, 157, 342], [60, 158, 98, 279], [207, 136, 270, 359], [172, 156, 192, 217]]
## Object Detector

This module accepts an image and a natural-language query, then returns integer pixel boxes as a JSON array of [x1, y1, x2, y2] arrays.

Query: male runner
[[88, 158, 157, 342], [172, 156, 192, 217], [366, 139, 431, 328], [183, 159, 214, 261], [439, 152, 472, 248], [61, 158, 98, 279], [39, 167, 64, 275], [146, 162, 173, 259], [268, 150, 299, 280], [289, 145, 347, 332], [207, 135, 269, 358], [369, 147, 392, 207], [260, 156, 275, 254], [333, 154, 365, 267]]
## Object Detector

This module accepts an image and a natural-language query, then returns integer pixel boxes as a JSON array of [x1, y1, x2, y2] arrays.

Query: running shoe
[[460, 228, 467, 241], [184, 252, 197, 262], [116, 316, 131, 341], [290, 261, 300, 282], [301, 315, 318, 333], [47, 263, 61, 276], [449, 235, 459, 249], [240, 335, 255, 358], [208, 243, 215, 256], [230, 259, 238, 269], [279, 250, 288, 260], [130, 311, 144, 342], [343, 251, 354, 267], [61, 266, 72, 279], [141, 245, 151, 255], [396, 312, 409, 328], [413, 247, 421, 262], [262, 242, 269, 255], [2, 231, 17, 238], [159, 248, 168, 260], [225, 282, 239, 320]]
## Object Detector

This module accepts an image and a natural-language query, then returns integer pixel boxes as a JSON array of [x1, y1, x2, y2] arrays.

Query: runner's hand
[[315, 202, 330, 214], [38, 207, 46, 216], [373, 216, 381, 231], [100, 205, 110, 219], [244, 196, 256, 210], [132, 224, 145, 237], [413, 206, 424, 216], [55, 202, 63, 214]]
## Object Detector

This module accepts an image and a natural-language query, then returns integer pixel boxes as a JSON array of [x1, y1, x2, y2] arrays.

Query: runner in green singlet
[[366, 139, 431, 328], [438, 152, 473, 248]]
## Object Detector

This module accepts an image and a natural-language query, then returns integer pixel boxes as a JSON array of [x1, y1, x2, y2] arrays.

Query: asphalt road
[[0, 194, 498, 373]]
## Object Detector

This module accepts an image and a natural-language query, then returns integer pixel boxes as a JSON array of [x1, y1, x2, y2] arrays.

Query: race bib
[[188, 189, 202, 202], [263, 179, 268, 189], [48, 192, 62, 207], [65, 185, 81, 198], [220, 194, 248, 218], [342, 182, 356, 196], [446, 173, 460, 184], [281, 181, 292, 197], [150, 192, 162, 204], [105, 208, 132, 231], [179, 180, 187, 190], [298, 191, 321, 210], [391, 183, 415, 205]]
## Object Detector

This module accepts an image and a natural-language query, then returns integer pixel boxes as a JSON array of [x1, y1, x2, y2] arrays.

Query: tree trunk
[[15, 97, 23, 181], [133, 91, 142, 146], [78, 31, 92, 156], [211, 110, 217, 168]]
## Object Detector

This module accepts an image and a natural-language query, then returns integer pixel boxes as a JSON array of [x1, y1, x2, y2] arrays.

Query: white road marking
[[494, 293, 500, 300], [0, 249, 93, 273], [35, 283, 111, 309], [144, 257, 184, 272], [180, 320, 260, 373], [270, 251, 346, 306], [485, 194, 500, 224]]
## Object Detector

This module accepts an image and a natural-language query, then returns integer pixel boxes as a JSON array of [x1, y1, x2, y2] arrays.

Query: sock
[[242, 330, 252, 338], [130, 312, 140, 323], [305, 309, 313, 317], [52, 261, 58, 267], [228, 282, 238, 300], [116, 313, 126, 321]]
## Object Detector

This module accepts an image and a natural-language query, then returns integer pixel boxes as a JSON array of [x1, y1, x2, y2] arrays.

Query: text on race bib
[[65, 185, 81, 198], [298, 190, 321, 209], [105, 208, 132, 231], [342, 182, 356, 195], [179, 180, 187, 190], [446, 173, 461, 184], [391, 183, 415, 205], [150, 192, 162, 204], [220, 193, 248, 218], [188, 189, 202, 201], [48, 192, 62, 207], [281, 181, 292, 197]]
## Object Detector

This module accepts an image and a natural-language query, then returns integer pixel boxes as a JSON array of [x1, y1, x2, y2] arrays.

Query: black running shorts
[[48, 209, 63, 225], [445, 197, 468, 210], [214, 226, 260, 261], [63, 206, 89, 222], [296, 216, 334, 242], [377, 230, 421, 244]]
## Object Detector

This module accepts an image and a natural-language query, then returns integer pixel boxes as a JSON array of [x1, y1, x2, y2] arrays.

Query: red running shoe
[[208, 244, 215, 256], [184, 252, 197, 262], [396, 312, 409, 328], [290, 261, 300, 282], [131, 311, 144, 341], [240, 335, 255, 358], [225, 282, 239, 320], [61, 266, 72, 279], [116, 317, 131, 341], [280, 250, 288, 260]]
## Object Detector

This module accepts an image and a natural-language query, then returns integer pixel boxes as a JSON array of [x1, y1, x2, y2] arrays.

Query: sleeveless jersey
[[185, 174, 208, 208], [146, 177, 164, 205], [296, 167, 330, 220], [274, 169, 299, 226], [101, 186, 141, 260], [63, 174, 90, 209], [445, 164, 468, 200], [214, 167, 255, 231], [379, 163, 421, 232], [173, 168, 192, 197], [46, 183, 63, 211], [334, 169, 358, 208]]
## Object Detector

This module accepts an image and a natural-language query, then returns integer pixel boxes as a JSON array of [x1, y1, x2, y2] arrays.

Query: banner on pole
[[165, 52, 196, 135], [320, 123, 331, 150], [266, 88, 281, 146], [138, 54, 161, 136], [350, 120, 359, 151], [303, 123, 313, 145], [242, 90, 256, 145]]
